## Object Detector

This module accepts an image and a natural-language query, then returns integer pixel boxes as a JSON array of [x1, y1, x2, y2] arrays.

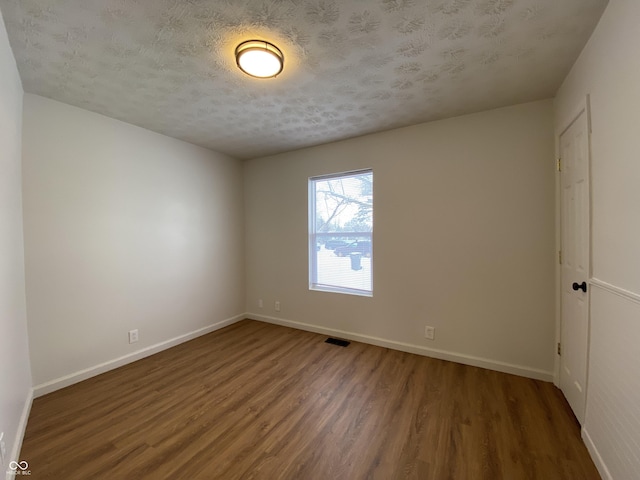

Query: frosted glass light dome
[[235, 40, 284, 78]]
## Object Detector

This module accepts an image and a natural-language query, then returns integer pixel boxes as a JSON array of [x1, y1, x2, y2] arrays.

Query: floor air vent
[[325, 337, 350, 347]]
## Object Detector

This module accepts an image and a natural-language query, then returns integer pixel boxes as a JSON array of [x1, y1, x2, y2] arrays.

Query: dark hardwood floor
[[20, 320, 600, 479]]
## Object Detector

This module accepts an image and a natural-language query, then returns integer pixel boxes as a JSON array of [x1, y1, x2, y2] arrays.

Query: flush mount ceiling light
[[235, 40, 284, 78]]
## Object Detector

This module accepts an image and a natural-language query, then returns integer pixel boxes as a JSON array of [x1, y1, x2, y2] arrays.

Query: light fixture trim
[[235, 40, 284, 78]]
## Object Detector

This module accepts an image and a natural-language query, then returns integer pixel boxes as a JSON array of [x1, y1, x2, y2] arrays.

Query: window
[[309, 170, 373, 296]]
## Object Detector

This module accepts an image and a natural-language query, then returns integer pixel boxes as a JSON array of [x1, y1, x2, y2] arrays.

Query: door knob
[[572, 281, 587, 292]]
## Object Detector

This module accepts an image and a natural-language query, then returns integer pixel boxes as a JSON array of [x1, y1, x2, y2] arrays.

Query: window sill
[[310, 284, 373, 298]]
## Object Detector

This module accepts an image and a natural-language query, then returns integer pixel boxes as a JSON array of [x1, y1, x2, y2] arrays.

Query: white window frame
[[309, 169, 373, 297]]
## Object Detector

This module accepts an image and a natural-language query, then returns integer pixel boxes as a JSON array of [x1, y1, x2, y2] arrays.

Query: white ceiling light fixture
[[235, 40, 284, 78]]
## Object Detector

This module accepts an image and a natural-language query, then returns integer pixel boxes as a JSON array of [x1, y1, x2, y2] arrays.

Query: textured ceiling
[[1, 0, 607, 159]]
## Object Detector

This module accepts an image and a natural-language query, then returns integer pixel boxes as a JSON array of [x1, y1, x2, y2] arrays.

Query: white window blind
[[309, 170, 373, 296]]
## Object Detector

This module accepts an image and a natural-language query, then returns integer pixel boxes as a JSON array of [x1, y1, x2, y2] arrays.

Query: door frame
[[554, 95, 593, 388]]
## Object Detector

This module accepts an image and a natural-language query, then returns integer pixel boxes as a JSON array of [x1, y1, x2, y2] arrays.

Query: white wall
[[22, 95, 245, 392], [245, 100, 556, 379], [0, 7, 32, 472], [555, 0, 640, 478]]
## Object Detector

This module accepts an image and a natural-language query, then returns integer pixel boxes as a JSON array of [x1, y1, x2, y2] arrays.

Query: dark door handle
[[572, 281, 587, 292]]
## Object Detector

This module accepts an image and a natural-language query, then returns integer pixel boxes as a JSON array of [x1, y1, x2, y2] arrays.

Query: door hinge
[[558, 250, 562, 265], [557, 342, 562, 356], [557, 158, 562, 172]]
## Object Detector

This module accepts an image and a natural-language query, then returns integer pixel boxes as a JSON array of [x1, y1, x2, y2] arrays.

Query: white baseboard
[[5, 388, 33, 480], [247, 313, 554, 382], [582, 427, 612, 480], [33, 314, 245, 398]]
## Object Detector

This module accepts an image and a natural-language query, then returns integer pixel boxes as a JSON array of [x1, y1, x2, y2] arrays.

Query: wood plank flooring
[[20, 320, 600, 479]]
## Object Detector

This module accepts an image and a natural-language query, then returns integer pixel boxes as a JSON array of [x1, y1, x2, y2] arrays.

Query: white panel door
[[559, 108, 590, 425]]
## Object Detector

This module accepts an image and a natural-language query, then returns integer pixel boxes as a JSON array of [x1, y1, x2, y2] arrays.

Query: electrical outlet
[[424, 326, 435, 340], [128, 329, 139, 344], [275, 301, 281, 312], [258, 299, 263, 308], [0, 431, 6, 466]]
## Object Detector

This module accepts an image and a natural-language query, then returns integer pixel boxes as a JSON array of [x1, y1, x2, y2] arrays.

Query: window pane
[[309, 170, 373, 296]]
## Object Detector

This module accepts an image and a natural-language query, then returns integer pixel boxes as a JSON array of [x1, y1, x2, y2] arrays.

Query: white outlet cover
[[129, 329, 139, 343], [425, 326, 435, 340]]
